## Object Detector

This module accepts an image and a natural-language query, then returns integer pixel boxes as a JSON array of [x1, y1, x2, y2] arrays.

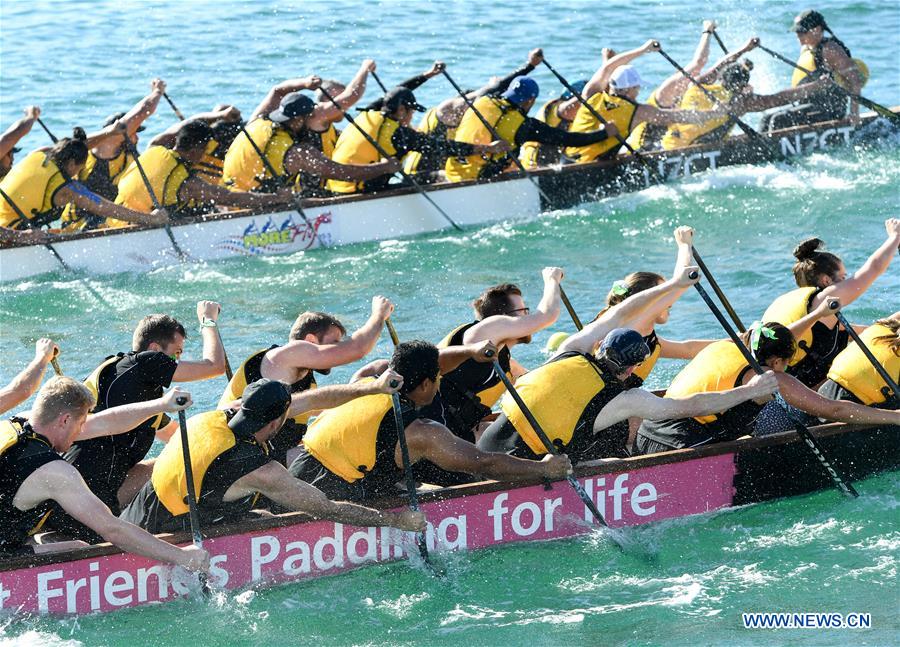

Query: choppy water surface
[[1, 0, 898, 644]]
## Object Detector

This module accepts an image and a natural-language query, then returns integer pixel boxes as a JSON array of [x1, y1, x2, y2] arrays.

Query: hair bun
[[71, 127, 87, 141], [793, 237, 823, 261]]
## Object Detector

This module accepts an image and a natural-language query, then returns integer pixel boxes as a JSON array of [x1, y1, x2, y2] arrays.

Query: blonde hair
[[31, 377, 95, 426]]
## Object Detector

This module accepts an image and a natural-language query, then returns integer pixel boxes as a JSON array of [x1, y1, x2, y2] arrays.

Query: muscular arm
[[310, 61, 372, 125], [78, 388, 191, 440], [284, 143, 397, 181], [657, 29, 713, 105], [0, 342, 54, 415], [22, 462, 198, 566], [812, 220, 900, 310], [405, 419, 563, 481], [268, 314, 387, 372], [178, 176, 289, 210], [55, 184, 167, 227], [778, 373, 900, 425], [637, 103, 729, 127], [0, 109, 38, 159], [231, 461, 416, 528], [657, 337, 717, 359], [583, 41, 656, 99], [252, 76, 320, 121], [737, 81, 830, 113], [287, 376, 397, 418], [465, 272, 561, 345], [515, 118, 611, 147]]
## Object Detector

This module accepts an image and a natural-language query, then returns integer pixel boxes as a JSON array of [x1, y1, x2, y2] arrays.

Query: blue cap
[[269, 92, 316, 123], [599, 328, 651, 370], [561, 80, 587, 101], [502, 76, 539, 105]]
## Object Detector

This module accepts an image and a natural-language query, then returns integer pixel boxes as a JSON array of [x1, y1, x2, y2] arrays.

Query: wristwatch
[[199, 318, 218, 329]]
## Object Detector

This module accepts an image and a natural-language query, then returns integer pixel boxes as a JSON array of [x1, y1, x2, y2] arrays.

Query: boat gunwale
[[0, 108, 890, 252], [0, 419, 881, 573]]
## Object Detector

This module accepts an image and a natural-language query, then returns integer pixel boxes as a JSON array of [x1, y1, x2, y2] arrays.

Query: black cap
[[228, 379, 292, 436], [791, 9, 827, 32], [103, 111, 146, 132], [598, 328, 651, 371], [269, 92, 316, 123], [383, 87, 426, 113]]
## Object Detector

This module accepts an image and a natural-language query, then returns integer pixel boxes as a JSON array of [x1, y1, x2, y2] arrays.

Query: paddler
[[444, 75, 619, 182], [289, 340, 572, 501], [219, 298, 395, 463], [110, 120, 292, 226], [121, 378, 426, 535], [403, 49, 544, 177], [327, 87, 510, 194], [0, 128, 169, 233], [761, 219, 900, 389], [223, 78, 400, 196], [658, 56, 830, 150], [477, 269, 778, 461], [0, 375, 207, 572], [558, 40, 729, 163], [0, 338, 59, 415], [762, 10, 866, 131], [149, 104, 244, 185], [819, 313, 899, 409], [0, 105, 40, 180], [635, 322, 900, 454], [47, 303, 228, 540]]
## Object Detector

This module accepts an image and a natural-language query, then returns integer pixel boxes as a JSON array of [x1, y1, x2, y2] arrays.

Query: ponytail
[[792, 237, 843, 287], [48, 127, 88, 169]]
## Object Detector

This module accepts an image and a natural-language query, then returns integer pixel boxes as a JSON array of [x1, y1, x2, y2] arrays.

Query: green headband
[[611, 280, 629, 297], [749, 321, 777, 352]]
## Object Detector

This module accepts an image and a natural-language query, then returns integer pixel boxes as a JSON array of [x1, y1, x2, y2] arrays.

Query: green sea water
[[1, 0, 899, 644]]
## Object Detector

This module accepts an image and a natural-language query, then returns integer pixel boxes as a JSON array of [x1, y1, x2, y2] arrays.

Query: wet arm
[[658, 337, 717, 359], [779, 373, 900, 425], [56, 185, 165, 227], [0, 354, 52, 415], [286, 144, 396, 181], [515, 118, 611, 147], [0, 112, 38, 159]]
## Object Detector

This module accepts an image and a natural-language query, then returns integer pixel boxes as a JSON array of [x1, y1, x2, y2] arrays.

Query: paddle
[[756, 44, 900, 126], [691, 276, 858, 498], [655, 46, 786, 163], [162, 92, 186, 121], [833, 311, 900, 401], [176, 399, 210, 595], [559, 286, 583, 330], [233, 122, 327, 249], [36, 118, 58, 144], [370, 70, 389, 94], [692, 246, 746, 332], [490, 359, 612, 528], [317, 86, 464, 232], [50, 347, 63, 377], [119, 138, 188, 261], [711, 30, 730, 56], [439, 68, 554, 205], [383, 318, 436, 570], [540, 58, 667, 185]]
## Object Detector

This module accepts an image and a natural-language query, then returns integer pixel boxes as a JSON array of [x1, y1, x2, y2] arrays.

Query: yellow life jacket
[[626, 90, 663, 150], [191, 140, 225, 185], [403, 107, 454, 175], [109, 146, 193, 228], [219, 347, 317, 425], [0, 419, 56, 536], [520, 98, 566, 169], [0, 150, 67, 229], [565, 92, 638, 163], [327, 111, 400, 194], [632, 333, 662, 382], [303, 393, 393, 483], [0, 419, 22, 455], [664, 340, 751, 424], [762, 287, 819, 366], [222, 118, 296, 191], [152, 410, 246, 516], [499, 353, 608, 455], [792, 40, 866, 90], [444, 96, 525, 183], [660, 84, 733, 150], [828, 324, 900, 405], [80, 149, 132, 188], [310, 124, 338, 159]]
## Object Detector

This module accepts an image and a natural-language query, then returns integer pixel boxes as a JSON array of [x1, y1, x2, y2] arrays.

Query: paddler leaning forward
[[289, 340, 572, 501], [121, 377, 426, 535], [635, 322, 900, 455], [110, 120, 293, 228], [328, 87, 510, 194], [220, 296, 396, 465], [444, 76, 619, 182], [0, 128, 168, 237], [558, 40, 729, 164], [477, 268, 778, 461], [0, 376, 207, 573]]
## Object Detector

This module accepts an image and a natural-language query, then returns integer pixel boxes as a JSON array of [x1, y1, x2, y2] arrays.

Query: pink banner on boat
[[0, 454, 736, 615]]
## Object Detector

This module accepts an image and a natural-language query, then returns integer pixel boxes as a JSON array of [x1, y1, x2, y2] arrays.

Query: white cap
[[609, 66, 644, 91]]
